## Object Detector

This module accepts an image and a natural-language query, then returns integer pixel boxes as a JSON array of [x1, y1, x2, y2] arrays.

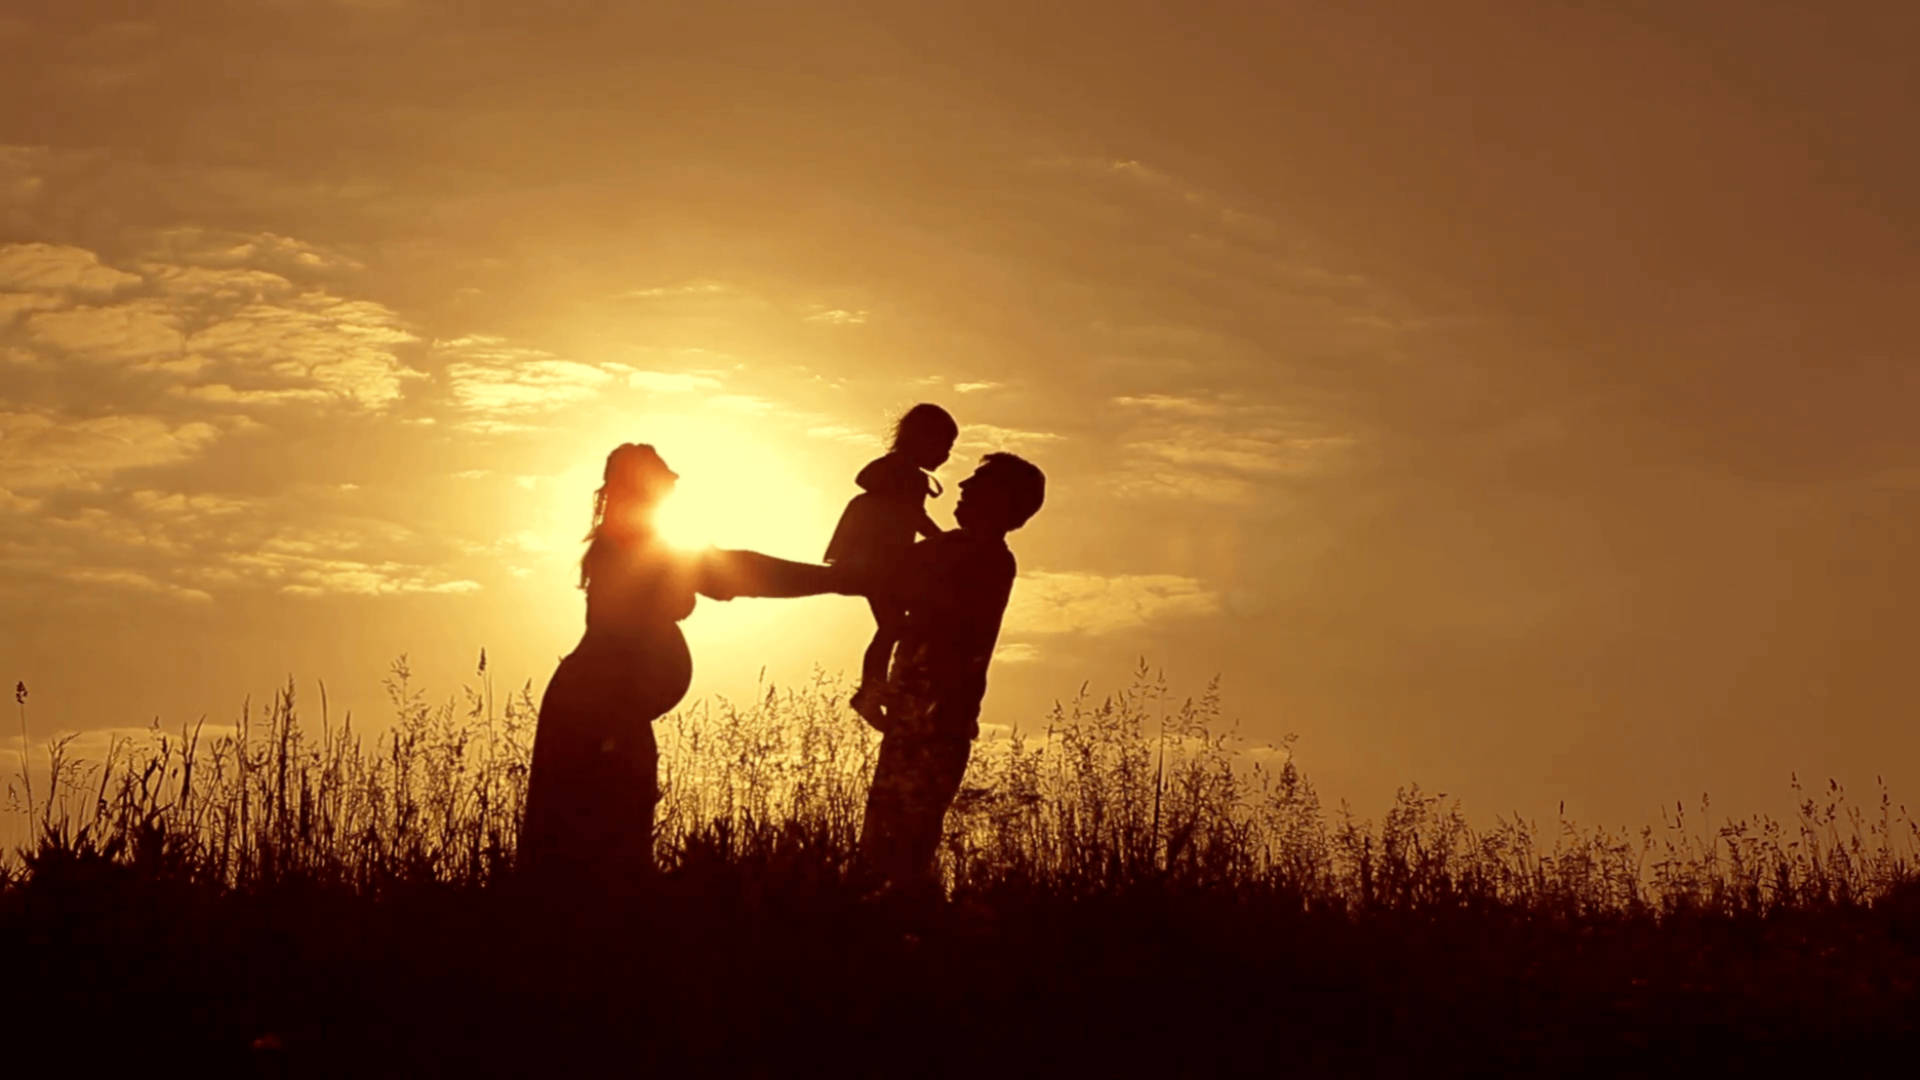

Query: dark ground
[[9, 855, 1920, 1078]]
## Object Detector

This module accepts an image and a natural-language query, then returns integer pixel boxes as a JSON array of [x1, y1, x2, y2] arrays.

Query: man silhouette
[[855, 452, 1045, 900]]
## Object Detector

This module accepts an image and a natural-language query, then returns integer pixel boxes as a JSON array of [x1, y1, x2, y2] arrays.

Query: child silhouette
[[825, 403, 959, 723]]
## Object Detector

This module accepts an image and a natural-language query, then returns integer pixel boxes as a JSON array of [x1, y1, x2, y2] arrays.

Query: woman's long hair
[[580, 443, 677, 589]]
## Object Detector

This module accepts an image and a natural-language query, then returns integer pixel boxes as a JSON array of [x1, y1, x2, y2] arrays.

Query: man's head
[[954, 452, 1045, 535]]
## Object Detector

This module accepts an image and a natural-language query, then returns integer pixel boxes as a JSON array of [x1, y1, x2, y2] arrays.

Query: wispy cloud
[[1033, 155, 1281, 242], [64, 566, 213, 604], [0, 411, 220, 492], [3, 239, 422, 410], [27, 299, 185, 360], [1108, 393, 1357, 502], [128, 490, 252, 517], [624, 279, 732, 299], [707, 393, 777, 414], [1128, 431, 1354, 476], [0, 242, 140, 296], [169, 383, 332, 407], [958, 423, 1061, 453], [143, 228, 365, 275], [626, 369, 724, 394], [0, 292, 62, 324], [1005, 571, 1221, 635], [806, 422, 871, 445], [1113, 393, 1228, 416], [251, 555, 484, 597], [186, 294, 420, 409], [140, 264, 297, 301], [804, 307, 868, 326], [440, 335, 620, 428]]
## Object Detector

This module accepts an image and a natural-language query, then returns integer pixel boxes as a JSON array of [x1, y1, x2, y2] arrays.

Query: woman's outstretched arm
[[697, 549, 867, 600]]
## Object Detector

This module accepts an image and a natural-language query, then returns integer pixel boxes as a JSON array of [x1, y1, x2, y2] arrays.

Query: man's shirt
[[887, 527, 1017, 739]]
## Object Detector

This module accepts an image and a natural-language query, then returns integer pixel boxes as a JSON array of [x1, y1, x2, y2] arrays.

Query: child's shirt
[[854, 451, 937, 504], [824, 451, 940, 568]]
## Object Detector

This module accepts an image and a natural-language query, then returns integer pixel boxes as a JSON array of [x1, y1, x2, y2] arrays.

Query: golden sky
[[3, 2, 1917, 826]]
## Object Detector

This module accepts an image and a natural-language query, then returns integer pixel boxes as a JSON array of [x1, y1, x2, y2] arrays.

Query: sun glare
[[530, 409, 865, 666], [656, 446, 832, 561], [568, 413, 838, 561]]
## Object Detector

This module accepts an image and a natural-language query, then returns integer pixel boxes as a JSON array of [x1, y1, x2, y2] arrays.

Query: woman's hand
[[692, 547, 737, 601]]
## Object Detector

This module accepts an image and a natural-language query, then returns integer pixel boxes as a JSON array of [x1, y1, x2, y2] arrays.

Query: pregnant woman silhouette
[[519, 442, 859, 893]]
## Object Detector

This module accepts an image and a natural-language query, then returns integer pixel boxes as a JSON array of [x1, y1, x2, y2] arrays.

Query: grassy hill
[[6, 660, 1918, 1074]]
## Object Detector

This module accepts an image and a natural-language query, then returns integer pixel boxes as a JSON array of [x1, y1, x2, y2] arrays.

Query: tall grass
[[5, 658, 1916, 917]]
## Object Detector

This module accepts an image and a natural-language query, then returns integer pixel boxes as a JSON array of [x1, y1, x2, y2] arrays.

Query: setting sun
[[534, 409, 842, 563], [649, 429, 837, 558]]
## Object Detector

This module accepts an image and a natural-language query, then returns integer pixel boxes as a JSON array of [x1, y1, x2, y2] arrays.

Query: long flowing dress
[[519, 534, 698, 891]]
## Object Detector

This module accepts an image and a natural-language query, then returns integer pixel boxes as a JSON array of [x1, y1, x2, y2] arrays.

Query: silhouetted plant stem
[[13, 681, 29, 833]]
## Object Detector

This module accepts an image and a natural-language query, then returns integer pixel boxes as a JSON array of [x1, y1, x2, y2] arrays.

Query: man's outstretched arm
[[698, 549, 868, 600]]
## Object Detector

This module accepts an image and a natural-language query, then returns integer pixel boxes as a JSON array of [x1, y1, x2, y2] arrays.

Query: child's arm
[[854, 454, 900, 494]]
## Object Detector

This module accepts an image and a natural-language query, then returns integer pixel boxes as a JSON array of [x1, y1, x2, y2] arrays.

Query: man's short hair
[[978, 452, 1045, 530]]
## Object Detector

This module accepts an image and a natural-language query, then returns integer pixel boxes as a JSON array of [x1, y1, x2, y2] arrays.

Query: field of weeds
[[7, 659, 1919, 1075]]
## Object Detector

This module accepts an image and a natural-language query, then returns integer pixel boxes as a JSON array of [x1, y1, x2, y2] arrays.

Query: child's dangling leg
[[850, 597, 900, 726]]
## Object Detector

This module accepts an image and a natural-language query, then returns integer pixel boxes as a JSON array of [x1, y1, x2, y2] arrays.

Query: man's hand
[[825, 560, 873, 598], [697, 549, 863, 600]]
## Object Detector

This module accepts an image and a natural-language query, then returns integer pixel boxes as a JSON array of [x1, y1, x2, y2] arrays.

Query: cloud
[[957, 423, 1061, 453], [993, 642, 1042, 663], [0, 243, 140, 296], [0, 464, 485, 605], [1107, 469, 1261, 505], [707, 393, 777, 414], [143, 228, 365, 274], [127, 490, 251, 517], [0, 292, 61, 325], [1004, 571, 1221, 635], [185, 294, 420, 408], [1106, 436, 1353, 503], [0, 411, 220, 492], [26, 299, 186, 360], [0, 145, 54, 212], [955, 381, 1002, 394], [43, 500, 485, 598], [804, 307, 868, 326], [2, 239, 422, 411], [624, 279, 731, 299], [64, 567, 212, 604], [437, 335, 630, 430], [169, 383, 333, 407], [1113, 393, 1228, 416], [1108, 392, 1358, 502], [1034, 155, 1280, 241], [141, 263, 296, 301], [806, 422, 871, 444], [1129, 431, 1353, 476], [228, 552, 483, 597], [626, 369, 724, 394]]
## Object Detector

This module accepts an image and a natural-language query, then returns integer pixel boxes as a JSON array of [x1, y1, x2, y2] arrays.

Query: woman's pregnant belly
[[562, 622, 694, 722]]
